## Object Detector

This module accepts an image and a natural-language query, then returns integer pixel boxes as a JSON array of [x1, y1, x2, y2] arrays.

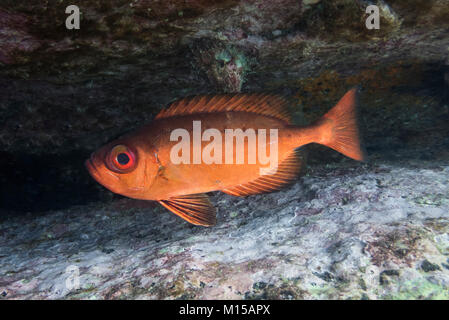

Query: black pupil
[[117, 153, 130, 165]]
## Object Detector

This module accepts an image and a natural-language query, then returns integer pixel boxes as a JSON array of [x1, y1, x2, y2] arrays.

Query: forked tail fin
[[314, 88, 366, 161]]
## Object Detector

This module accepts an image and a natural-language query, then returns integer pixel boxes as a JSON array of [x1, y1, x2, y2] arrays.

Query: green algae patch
[[414, 194, 449, 207], [383, 278, 449, 300]]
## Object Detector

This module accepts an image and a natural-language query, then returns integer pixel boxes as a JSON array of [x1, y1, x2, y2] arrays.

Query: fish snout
[[85, 152, 99, 177]]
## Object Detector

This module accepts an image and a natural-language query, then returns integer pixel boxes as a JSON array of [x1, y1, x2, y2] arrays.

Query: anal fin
[[221, 149, 306, 197], [159, 193, 216, 227]]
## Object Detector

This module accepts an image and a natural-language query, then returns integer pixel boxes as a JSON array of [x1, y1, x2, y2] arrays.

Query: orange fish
[[86, 88, 365, 226]]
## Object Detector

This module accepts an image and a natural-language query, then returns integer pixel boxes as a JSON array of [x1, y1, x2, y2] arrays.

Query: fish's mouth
[[85, 155, 100, 181], [85, 153, 122, 194]]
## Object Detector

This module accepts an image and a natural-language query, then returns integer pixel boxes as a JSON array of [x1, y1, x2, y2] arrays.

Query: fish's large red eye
[[107, 145, 136, 173]]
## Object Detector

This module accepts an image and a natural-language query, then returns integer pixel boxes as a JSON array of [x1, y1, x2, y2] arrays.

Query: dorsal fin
[[221, 149, 306, 197], [155, 94, 291, 124]]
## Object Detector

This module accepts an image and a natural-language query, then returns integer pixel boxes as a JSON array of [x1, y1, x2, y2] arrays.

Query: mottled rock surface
[[1, 154, 449, 299]]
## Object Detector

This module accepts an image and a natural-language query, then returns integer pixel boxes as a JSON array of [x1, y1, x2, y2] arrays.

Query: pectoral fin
[[159, 193, 217, 227]]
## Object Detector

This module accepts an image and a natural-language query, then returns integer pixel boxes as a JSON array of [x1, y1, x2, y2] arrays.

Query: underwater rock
[[1, 1, 448, 158], [1, 0, 448, 157], [1, 156, 449, 299], [191, 39, 252, 93]]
